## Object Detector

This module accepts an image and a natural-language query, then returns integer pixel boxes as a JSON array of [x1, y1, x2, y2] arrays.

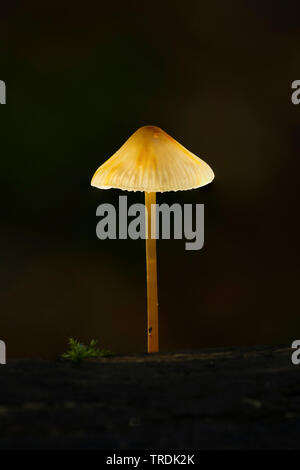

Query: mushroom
[[91, 125, 214, 353]]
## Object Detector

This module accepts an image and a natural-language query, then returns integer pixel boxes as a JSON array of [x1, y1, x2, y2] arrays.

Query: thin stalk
[[145, 191, 159, 353]]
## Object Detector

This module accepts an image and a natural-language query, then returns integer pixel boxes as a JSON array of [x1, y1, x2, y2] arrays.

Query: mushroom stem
[[145, 191, 159, 353]]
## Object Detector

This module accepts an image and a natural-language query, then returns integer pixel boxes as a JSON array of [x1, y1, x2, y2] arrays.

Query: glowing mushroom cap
[[91, 126, 214, 192]]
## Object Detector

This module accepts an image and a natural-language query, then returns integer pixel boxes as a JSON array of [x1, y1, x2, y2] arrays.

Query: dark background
[[0, 0, 299, 358]]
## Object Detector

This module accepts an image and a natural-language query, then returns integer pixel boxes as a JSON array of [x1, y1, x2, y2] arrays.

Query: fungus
[[91, 126, 214, 352]]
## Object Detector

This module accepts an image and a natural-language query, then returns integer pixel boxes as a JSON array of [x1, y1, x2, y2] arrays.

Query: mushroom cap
[[91, 126, 214, 192]]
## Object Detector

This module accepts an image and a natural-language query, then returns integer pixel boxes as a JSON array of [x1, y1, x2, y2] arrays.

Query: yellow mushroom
[[91, 125, 214, 353]]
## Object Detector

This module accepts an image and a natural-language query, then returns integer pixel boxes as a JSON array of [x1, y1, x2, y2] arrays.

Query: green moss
[[62, 338, 112, 363]]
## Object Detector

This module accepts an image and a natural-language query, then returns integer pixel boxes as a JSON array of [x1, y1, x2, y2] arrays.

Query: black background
[[0, 0, 299, 358]]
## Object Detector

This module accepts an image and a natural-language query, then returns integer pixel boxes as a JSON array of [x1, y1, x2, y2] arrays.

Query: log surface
[[0, 344, 299, 449]]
